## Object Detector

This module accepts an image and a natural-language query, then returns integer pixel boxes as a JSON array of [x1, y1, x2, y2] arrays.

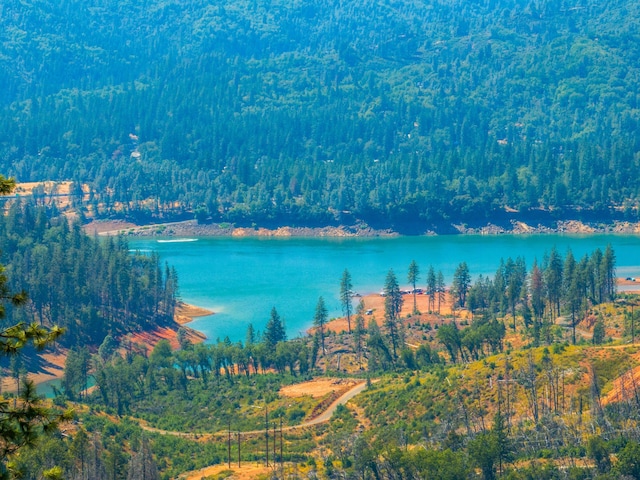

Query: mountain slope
[[2, 0, 640, 229]]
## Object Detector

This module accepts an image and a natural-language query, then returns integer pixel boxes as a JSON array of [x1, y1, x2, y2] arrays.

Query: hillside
[[8, 243, 640, 479], [12, 285, 640, 479], [2, 0, 640, 231]]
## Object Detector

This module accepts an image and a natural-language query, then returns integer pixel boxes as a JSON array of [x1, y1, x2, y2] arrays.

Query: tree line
[[459, 245, 616, 345], [1, 0, 640, 230]]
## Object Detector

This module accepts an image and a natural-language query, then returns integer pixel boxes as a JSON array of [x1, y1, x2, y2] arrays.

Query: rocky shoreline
[[454, 219, 640, 235], [84, 218, 640, 238]]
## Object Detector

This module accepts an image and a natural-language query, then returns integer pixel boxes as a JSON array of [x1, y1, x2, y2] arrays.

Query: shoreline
[[126, 301, 211, 350], [1, 302, 212, 393], [313, 278, 640, 336], [84, 218, 640, 238], [5, 282, 638, 393], [174, 301, 214, 325]]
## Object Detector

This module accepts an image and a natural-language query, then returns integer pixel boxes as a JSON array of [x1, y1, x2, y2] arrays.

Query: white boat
[[157, 238, 198, 243]]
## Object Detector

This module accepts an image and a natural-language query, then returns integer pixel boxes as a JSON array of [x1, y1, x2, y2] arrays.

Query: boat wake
[[157, 238, 198, 243]]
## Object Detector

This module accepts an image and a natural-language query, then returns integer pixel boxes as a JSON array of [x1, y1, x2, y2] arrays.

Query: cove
[[128, 234, 640, 343]]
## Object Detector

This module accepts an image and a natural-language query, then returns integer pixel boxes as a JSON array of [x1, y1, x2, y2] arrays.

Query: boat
[[157, 238, 198, 243]]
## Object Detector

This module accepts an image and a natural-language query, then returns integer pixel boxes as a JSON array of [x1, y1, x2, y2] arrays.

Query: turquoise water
[[128, 234, 640, 343]]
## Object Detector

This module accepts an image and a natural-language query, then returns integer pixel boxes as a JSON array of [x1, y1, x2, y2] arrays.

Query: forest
[[0, 202, 178, 349], [1, 0, 640, 230], [4, 222, 637, 479]]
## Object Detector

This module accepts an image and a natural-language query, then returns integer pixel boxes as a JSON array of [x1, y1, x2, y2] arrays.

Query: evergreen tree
[[437, 322, 463, 363], [426, 265, 437, 312], [313, 296, 328, 354], [245, 323, 256, 346], [544, 247, 564, 320], [436, 270, 446, 314], [452, 262, 471, 308], [353, 300, 366, 367], [339, 269, 354, 333], [366, 318, 392, 372], [311, 331, 320, 369], [602, 244, 617, 301], [563, 250, 583, 344], [408, 260, 420, 314], [98, 334, 118, 362], [383, 269, 403, 359], [263, 307, 286, 348], [505, 257, 527, 329], [530, 260, 545, 324], [616, 440, 640, 478], [592, 317, 606, 345], [63, 346, 91, 401], [492, 412, 512, 476], [0, 178, 69, 471], [589, 248, 605, 303]]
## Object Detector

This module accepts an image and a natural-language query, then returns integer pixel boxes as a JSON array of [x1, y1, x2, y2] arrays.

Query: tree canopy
[[1, 1, 640, 230]]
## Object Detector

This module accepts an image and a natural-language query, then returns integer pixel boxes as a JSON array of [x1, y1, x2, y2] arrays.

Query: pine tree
[[353, 300, 366, 367], [313, 296, 328, 354], [245, 323, 256, 346], [339, 269, 354, 333], [311, 331, 320, 369], [264, 307, 286, 348], [408, 260, 420, 315], [452, 262, 471, 308], [592, 317, 606, 345], [544, 247, 563, 319], [436, 270, 446, 314], [530, 260, 545, 323], [602, 244, 617, 301], [383, 269, 403, 359], [426, 265, 437, 312], [505, 257, 527, 329]]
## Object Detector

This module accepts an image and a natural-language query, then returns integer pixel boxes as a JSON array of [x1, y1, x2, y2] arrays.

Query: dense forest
[[0, 202, 178, 348], [1, 0, 640, 230]]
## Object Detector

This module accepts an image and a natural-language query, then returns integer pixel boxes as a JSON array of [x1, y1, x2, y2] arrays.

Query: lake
[[128, 234, 640, 343]]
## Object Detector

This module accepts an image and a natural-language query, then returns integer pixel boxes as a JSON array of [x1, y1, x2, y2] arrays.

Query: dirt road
[[138, 380, 368, 440]]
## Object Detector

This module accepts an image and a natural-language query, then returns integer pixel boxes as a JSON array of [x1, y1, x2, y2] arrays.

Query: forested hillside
[[0, 202, 178, 347], [1, 0, 640, 230]]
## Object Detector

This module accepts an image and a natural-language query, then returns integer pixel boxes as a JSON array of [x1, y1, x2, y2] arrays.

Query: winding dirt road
[[138, 380, 368, 440]]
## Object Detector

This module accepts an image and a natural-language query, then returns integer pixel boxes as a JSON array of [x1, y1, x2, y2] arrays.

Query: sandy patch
[[1, 350, 67, 393], [318, 291, 465, 334], [83, 220, 138, 235], [280, 378, 360, 399], [175, 302, 214, 325], [127, 302, 210, 349], [180, 463, 274, 480], [602, 353, 640, 406], [126, 326, 202, 352], [14, 181, 73, 196], [557, 220, 596, 233], [617, 278, 640, 292]]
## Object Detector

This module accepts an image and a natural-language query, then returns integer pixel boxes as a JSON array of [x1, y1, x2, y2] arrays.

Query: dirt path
[[138, 380, 367, 440], [300, 381, 367, 426], [174, 381, 367, 479]]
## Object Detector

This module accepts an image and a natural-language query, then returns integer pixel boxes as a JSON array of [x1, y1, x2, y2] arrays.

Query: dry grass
[[280, 378, 361, 399]]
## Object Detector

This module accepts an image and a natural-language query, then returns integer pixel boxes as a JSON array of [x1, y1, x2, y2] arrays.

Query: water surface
[[128, 234, 640, 343]]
